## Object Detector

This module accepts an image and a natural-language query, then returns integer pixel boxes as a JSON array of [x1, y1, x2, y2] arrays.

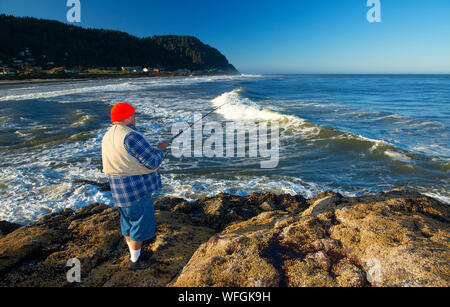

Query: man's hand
[[157, 140, 170, 151]]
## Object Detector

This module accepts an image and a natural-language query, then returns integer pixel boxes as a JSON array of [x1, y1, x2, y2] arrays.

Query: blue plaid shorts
[[117, 196, 156, 242]]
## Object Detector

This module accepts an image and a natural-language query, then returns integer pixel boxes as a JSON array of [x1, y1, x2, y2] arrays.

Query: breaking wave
[[211, 88, 419, 163], [212, 88, 320, 138]]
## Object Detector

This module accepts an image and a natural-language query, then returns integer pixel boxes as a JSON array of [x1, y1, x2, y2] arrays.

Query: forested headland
[[0, 14, 238, 78]]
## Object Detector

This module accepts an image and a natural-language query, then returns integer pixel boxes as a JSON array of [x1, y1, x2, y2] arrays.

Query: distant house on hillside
[[121, 66, 141, 72], [143, 67, 159, 72]]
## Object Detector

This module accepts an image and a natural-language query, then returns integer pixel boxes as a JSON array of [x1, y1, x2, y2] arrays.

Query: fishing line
[[169, 99, 231, 142], [159, 99, 231, 164], [73, 99, 230, 187]]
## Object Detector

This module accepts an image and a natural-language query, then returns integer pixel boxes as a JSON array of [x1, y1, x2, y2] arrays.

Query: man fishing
[[101, 102, 170, 270]]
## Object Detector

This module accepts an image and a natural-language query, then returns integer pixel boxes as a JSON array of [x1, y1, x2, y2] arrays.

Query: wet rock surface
[[0, 190, 448, 287], [0, 221, 21, 238]]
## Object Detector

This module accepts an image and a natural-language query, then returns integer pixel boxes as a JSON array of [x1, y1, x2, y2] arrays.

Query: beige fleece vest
[[102, 125, 159, 175]]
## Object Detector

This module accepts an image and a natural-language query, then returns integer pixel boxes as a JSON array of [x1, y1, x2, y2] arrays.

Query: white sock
[[130, 248, 141, 263], [126, 241, 132, 253]]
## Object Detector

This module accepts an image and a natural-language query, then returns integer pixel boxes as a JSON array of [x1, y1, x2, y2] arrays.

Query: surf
[[209, 87, 450, 178], [211, 88, 321, 139]]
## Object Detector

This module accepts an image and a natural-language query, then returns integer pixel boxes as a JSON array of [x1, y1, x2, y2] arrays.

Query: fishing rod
[[73, 100, 230, 188], [169, 99, 230, 143], [158, 99, 231, 164]]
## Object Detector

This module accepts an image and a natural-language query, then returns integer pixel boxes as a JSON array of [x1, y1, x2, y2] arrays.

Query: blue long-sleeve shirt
[[108, 125, 164, 207]]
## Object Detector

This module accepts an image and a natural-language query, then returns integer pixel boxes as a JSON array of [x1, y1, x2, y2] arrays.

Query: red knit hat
[[111, 102, 135, 123]]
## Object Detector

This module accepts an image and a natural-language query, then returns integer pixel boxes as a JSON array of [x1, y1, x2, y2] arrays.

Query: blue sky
[[1, 0, 450, 73]]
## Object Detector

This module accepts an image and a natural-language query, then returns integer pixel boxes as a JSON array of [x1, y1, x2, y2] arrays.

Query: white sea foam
[[423, 192, 450, 205], [69, 114, 95, 127], [377, 114, 406, 120], [330, 132, 393, 153], [384, 150, 412, 163], [0, 74, 261, 102], [211, 88, 320, 138], [352, 134, 392, 150], [158, 174, 338, 201], [0, 81, 141, 102], [0, 127, 111, 224]]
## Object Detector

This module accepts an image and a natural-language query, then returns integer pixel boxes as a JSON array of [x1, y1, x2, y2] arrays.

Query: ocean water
[[0, 74, 448, 224]]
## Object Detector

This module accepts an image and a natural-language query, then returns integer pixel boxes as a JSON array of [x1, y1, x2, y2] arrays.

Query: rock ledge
[[0, 190, 448, 287]]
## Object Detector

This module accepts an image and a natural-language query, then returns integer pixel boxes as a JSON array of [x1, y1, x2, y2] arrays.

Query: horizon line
[[240, 72, 450, 76]]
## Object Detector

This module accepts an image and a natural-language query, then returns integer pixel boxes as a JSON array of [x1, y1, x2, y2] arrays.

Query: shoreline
[[0, 71, 239, 86], [2, 187, 449, 227], [0, 189, 448, 287]]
